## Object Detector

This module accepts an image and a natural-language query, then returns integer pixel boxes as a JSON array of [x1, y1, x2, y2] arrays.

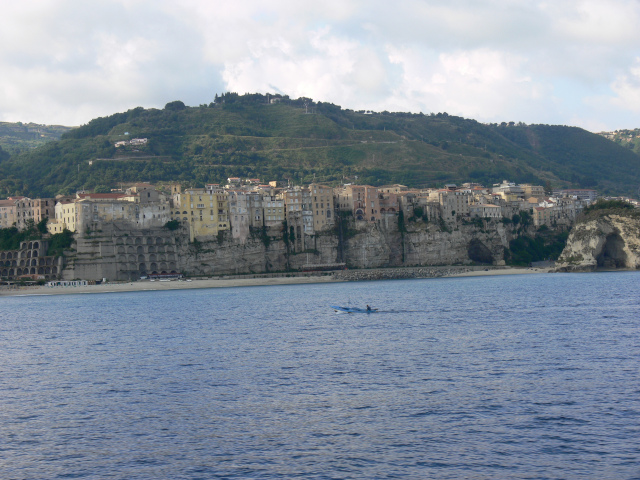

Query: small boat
[[330, 305, 378, 313]]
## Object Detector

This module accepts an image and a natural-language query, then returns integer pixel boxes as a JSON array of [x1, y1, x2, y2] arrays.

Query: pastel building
[[171, 187, 230, 242], [335, 185, 380, 222], [309, 184, 335, 231]]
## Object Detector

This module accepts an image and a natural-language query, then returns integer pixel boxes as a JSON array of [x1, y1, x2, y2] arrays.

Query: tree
[[165, 100, 186, 111]]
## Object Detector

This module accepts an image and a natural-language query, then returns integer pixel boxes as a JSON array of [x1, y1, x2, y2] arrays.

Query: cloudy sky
[[1, 0, 639, 131]]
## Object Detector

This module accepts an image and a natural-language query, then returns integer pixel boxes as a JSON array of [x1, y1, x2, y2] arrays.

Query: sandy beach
[[0, 267, 551, 297]]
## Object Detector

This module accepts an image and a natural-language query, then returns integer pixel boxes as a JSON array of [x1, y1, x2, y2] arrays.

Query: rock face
[[62, 217, 515, 281], [556, 214, 640, 271]]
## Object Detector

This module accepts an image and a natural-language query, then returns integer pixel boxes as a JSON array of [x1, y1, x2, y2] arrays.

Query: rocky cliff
[[61, 216, 517, 281], [556, 213, 640, 271]]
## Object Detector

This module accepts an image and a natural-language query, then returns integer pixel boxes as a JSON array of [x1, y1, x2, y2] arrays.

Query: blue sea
[[1, 272, 639, 479]]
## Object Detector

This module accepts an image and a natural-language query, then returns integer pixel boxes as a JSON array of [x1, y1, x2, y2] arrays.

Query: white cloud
[[611, 58, 640, 114], [1, 0, 640, 129]]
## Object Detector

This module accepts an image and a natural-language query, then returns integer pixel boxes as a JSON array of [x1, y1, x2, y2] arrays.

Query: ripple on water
[[1, 272, 639, 479]]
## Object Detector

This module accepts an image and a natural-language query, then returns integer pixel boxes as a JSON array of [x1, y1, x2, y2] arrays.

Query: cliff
[[556, 212, 640, 271], [60, 216, 515, 281]]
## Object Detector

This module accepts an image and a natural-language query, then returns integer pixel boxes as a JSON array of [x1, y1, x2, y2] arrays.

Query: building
[[470, 204, 502, 219], [171, 187, 230, 241], [552, 189, 597, 203], [0, 199, 18, 229], [309, 184, 335, 232], [0, 239, 64, 281], [335, 185, 380, 222], [262, 192, 285, 227], [521, 184, 545, 199]]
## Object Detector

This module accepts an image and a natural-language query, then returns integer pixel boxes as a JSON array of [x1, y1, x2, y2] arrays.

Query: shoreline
[[0, 266, 553, 297]]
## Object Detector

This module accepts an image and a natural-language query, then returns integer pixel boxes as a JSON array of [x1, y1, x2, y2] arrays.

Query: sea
[[1, 271, 639, 479]]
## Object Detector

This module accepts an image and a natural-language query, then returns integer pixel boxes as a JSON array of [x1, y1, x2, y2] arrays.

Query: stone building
[[0, 198, 17, 229], [0, 240, 63, 281], [335, 185, 380, 222], [309, 184, 335, 232]]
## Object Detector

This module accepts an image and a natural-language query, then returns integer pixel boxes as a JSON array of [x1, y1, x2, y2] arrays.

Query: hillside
[[1, 93, 639, 197], [0, 121, 73, 155], [599, 128, 640, 156]]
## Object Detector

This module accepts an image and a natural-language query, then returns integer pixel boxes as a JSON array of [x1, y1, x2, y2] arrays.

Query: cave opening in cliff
[[596, 234, 627, 269], [468, 239, 494, 264]]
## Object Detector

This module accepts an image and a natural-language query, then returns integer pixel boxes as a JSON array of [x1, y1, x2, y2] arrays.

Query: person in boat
[[366, 305, 371, 311]]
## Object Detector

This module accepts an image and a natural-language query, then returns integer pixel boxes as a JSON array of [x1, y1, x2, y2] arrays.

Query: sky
[[1, 0, 639, 132]]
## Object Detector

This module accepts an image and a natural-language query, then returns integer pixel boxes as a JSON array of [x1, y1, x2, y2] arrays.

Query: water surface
[[1, 272, 639, 479]]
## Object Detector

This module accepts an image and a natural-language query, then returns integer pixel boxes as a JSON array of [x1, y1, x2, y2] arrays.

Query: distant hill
[[0, 121, 73, 155], [1, 93, 639, 198], [598, 129, 640, 156]]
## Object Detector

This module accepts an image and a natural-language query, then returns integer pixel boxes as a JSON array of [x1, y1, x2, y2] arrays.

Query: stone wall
[[60, 216, 517, 281], [0, 240, 63, 280]]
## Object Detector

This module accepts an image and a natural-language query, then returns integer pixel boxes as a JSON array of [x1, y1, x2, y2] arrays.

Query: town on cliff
[[0, 176, 634, 285]]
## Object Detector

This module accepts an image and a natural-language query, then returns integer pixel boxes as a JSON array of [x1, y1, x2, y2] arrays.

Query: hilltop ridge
[[1, 93, 639, 197]]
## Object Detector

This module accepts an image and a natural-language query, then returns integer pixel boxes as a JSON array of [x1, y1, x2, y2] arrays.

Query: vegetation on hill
[[0, 122, 73, 155], [601, 129, 640, 155], [1, 93, 639, 198], [576, 199, 639, 223]]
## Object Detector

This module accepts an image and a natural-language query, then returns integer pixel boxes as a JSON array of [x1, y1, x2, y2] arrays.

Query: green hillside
[[601, 129, 640, 156], [1, 93, 639, 197], [0, 121, 73, 155]]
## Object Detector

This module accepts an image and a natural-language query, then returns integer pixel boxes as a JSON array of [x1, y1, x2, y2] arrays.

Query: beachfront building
[[171, 187, 230, 242], [335, 184, 381, 222], [48, 186, 171, 234], [309, 184, 335, 232], [0, 239, 63, 281], [262, 192, 285, 227]]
